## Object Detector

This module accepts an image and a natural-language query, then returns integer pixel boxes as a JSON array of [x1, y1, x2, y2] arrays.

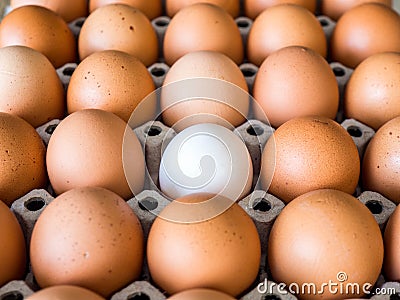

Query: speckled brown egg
[[163, 3, 243, 66], [67, 50, 155, 124], [330, 3, 400, 68], [78, 4, 158, 66], [0, 112, 47, 206], [147, 193, 261, 297], [384, 204, 400, 281], [167, 288, 236, 300], [89, 0, 162, 20], [362, 116, 400, 204], [268, 189, 384, 299], [244, 0, 317, 19], [247, 4, 326, 66], [0, 200, 26, 287], [26, 285, 105, 300], [46, 109, 145, 199], [30, 187, 144, 297], [344, 52, 400, 130], [0, 46, 64, 128], [253, 46, 339, 128], [0, 5, 77, 68], [166, 0, 240, 17], [261, 116, 360, 203]]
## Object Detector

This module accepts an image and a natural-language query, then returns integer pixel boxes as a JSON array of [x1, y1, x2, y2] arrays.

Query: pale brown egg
[[0, 112, 47, 206], [0, 5, 77, 68], [268, 189, 383, 299], [261, 116, 360, 203], [247, 4, 326, 66], [89, 0, 162, 20], [30, 187, 144, 297], [147, 193, 261, 297], [330, 3, 400, 68], [244, 0, 317, 19], [10, 0, 88, 22], [46, 109, 145, 199], [0, 46, 64, 128], [166, 0, 240, 17], [67, 50, 155, 124], [362, 116, 400, 204], [161, 50, 249, 131], [344, 52, 400, 130], [167, 288, 236, 300], [253, 46, 338, 128], [26, 285, 105, 300], [78, 4, 158, 66], [163, 3, 243, 66], [0, 200, 26, 287], [321, 0, 392, 21], [384, 204, 400, 281]]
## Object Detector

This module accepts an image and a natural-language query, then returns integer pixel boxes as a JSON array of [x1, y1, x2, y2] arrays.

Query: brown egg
[[331, 3, 400, 68], [0, 5, 77, 68], [167, 288, 236, 300], [67, 50, 155, 124], [247, 4, 326, 66], [166, 0, 240, 17], [0, 112, 47, 206], [26, 285, 105, 300], [30, 187, 144, 297], [78, 4, 158, 66], [161, 50, 249, 131], [384, 205, 400, 281], [261, 116, 360, 203], [163, 3, 243, 66], [89, 0, 162, 20], [362, 116, 400, 204], [321, 0, 392, 21], [46, 109, 145, 199], [0, 200, 26, 286], [344, 52, 400, 130], [10, 0, 88, 22], [268, 189, 383, 299], [244, 0, 317, 19], [0, 46, 64, 128], [147, 193, 261, 297], [253, 46, 338, 128]]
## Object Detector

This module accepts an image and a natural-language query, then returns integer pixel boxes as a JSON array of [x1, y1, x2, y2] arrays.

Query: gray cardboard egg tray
[[0, 7, 399, 300]]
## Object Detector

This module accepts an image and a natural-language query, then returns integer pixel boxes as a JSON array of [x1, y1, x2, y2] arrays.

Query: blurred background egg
[[247, 4, 326, 66], [89, 0, 162, 20], [46, 109, 145, 199], [261, 116, 360, 203], [0, 5, 77, 68], [78, 4, 158, 66], [166, 0, 240, 17], [30, 187, 144, 297], [362, 116, 400, 204], [384, 204, 400, 281], [253, 46, 338, 128], [163, 3, 243, 66], [330, 3, 400, 68], [167, 288, 236, 300], [344, 52, 400, 130], [244, 0, 316, 19], [26, 285, 105, 300]]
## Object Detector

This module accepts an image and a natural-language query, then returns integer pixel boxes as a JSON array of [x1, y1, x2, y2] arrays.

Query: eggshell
[[166, 0, 240, 17], [89, 0, 162, 20], [344, 52, 400, 130], [167, 288, 236, 300], [161, 51, 249, 131], [247, 4, 326, 66], [30, 187, 144, 297], [261, 116, 360, 203], [244, 0, 316, 19], [67, 50, 155, 124], [147, 193, 261, 297], [78, 4, 158, 66], [362, 116, 400, 204], [253, 46, 338, 128], [330, 3, 400, 68], [384, 205, 400, 280], [163, 3, 243, 66], [46, 109, 145, 199], [268, 189, 384, 299], [0, 46, 64, 127], [10, 0, 88, 22], [0, 5, 77, 68], [0, 200, 26, 286], [0, 112, 47, 206], [26, 285, 105, 300]]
